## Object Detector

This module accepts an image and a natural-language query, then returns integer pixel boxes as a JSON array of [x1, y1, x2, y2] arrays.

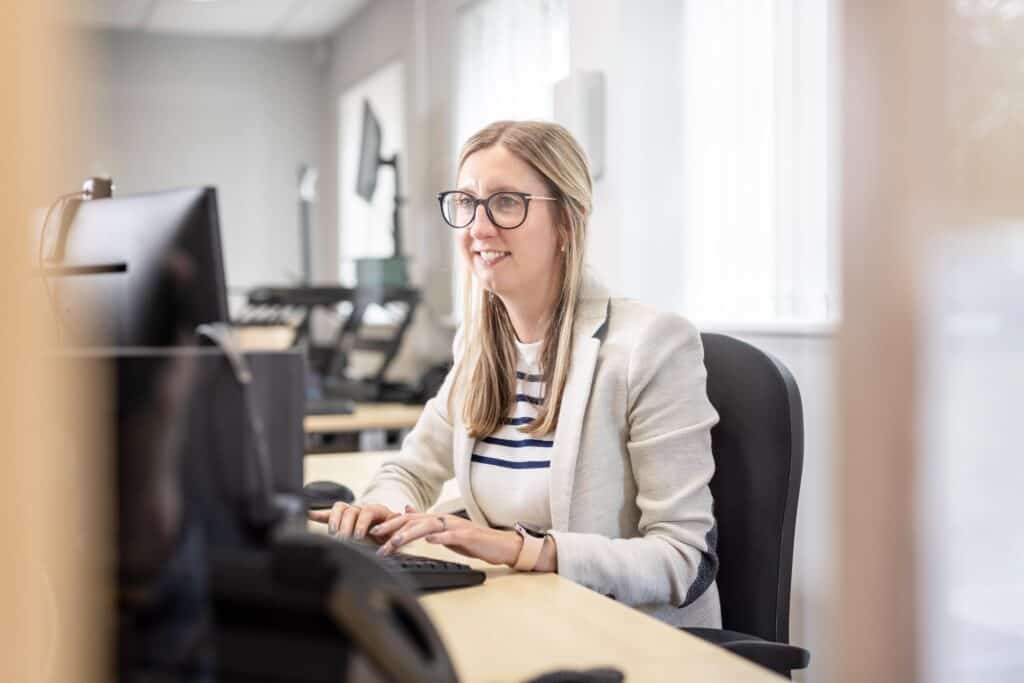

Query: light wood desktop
[[305, 452, 782, 682], [303, 402, 423, 435]]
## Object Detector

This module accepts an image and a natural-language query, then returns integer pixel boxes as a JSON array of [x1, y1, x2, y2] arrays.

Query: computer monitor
[[353, 99, 407, 283], [356, 99, 383, 202], [54, 187, 229, 347]]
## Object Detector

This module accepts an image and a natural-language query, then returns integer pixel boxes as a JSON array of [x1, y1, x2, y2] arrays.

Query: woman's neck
[[499, 286, 558, 344]]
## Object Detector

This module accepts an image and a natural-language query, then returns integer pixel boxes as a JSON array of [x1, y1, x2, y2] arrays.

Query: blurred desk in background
[[304, 402, 423, 453]]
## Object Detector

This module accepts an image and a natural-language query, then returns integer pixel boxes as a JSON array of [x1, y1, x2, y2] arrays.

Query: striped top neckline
[[469, 338, 553, 529]]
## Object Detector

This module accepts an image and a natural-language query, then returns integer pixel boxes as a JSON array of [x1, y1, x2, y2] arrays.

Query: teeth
[[479, 251, 509, 260]]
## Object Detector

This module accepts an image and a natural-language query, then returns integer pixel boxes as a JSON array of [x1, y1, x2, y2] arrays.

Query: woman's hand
[[308, 502, 399, 541], [370, 505, 524, 567]]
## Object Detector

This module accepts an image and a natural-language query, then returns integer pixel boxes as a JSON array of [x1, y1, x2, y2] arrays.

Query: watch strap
[[513, 527, 545, 571]]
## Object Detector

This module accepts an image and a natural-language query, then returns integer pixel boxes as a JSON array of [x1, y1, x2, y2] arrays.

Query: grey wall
[[81, 30, 324, 294]]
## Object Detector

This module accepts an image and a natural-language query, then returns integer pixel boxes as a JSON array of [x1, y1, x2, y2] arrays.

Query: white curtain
[[451, 0, 570, 315], [681, 0, 837, 325]]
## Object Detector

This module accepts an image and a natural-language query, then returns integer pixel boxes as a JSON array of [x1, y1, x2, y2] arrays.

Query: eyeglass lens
[[441, 192, 527, 229]]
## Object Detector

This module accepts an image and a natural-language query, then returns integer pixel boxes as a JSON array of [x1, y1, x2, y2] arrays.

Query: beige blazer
[[359, 272, 722, 628]]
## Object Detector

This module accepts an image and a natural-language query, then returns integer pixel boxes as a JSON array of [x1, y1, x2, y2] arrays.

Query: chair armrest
[[682, 627, 810, 677]]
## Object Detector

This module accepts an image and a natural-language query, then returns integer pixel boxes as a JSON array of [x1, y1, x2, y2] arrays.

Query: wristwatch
[[513, 521, 549, 571]]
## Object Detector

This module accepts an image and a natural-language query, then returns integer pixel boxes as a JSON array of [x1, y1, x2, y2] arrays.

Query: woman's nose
[[468, 204, 497, 238]]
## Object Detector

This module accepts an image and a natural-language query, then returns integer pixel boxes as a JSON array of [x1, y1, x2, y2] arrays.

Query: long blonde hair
[[449, 121, 592, 438]]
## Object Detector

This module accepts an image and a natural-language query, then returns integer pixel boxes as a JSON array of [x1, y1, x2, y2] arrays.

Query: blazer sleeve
[[355, 335, 461, 513], [549, 314, 720, 608]]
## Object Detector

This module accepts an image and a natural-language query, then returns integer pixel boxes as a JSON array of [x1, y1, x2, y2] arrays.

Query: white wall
[[80, 30, 324, 294]]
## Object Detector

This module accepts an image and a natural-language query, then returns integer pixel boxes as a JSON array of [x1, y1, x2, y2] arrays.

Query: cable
[[37, 191, 85, 344], [36, 191, 83, 269]]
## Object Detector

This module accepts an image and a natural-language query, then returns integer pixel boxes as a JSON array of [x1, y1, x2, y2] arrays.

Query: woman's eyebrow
[[455, 184, 523, 195]]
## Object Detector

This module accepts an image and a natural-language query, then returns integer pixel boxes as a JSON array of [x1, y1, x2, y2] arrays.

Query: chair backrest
[[700, 333, 804, 644]]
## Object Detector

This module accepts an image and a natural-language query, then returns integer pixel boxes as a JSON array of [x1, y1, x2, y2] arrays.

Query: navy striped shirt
[[470, 339, 553, 529]]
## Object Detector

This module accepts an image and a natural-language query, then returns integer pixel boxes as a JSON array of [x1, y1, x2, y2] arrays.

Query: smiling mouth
[[475, 250, 511, 265]]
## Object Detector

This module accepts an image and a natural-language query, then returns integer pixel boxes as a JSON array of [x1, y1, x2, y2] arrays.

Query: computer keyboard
[[336, 537, 486, 592], [381, 551, 486, 592]]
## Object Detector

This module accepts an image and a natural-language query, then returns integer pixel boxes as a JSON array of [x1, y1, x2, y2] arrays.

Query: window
[[680, 0, 838, 327]]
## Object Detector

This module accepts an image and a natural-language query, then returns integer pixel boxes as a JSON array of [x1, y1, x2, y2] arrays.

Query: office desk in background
[[304, 402, 424, 453], [304, 452, 783, 682]]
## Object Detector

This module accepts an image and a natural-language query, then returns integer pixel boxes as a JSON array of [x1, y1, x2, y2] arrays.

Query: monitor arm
[[378, 153, 404, 260]]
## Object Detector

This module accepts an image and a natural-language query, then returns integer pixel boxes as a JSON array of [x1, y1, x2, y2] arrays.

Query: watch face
[[516, 522, 547, 539]]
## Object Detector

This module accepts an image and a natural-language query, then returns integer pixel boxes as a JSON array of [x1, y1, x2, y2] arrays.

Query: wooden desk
[[304, 452, 782, 682], [304, 402, 424, 454], [304, 402, 423, 434]]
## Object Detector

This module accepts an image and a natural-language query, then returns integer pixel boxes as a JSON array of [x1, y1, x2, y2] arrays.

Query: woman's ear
[[559, 224, 571, 254]]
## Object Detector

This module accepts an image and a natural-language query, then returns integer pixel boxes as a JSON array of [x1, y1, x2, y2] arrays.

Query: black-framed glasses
[[437, 190, 559, 230]]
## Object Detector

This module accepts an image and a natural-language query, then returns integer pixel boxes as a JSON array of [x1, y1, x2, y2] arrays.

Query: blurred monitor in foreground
[[53, 187, 229, 347]]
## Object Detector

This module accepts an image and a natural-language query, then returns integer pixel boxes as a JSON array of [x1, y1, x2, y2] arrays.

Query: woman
[[310, 121, 721, 627]]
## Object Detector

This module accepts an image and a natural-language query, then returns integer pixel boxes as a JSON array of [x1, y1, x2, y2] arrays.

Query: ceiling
[[73, 0, 368, 40]]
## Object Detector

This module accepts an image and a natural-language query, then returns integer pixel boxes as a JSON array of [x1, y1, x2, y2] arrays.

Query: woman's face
[[455, 145, 562, 305]]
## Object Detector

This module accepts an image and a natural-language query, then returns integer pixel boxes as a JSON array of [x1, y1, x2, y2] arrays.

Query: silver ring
[[438, 516, 447, 532]]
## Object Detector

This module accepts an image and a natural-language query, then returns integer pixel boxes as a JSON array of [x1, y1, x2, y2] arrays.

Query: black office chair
[[681, 333, 810, 678]]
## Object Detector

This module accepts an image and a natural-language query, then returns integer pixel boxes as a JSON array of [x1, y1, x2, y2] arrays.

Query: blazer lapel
[[548, 273, 610, 531], [452, 405, 486, 524]]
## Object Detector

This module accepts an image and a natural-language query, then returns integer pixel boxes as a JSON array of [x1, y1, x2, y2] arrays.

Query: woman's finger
[[368, 512, 415, 538], [424, 531, 454, 544], [327, 502, 349, 535], [307, 508, 331, 523], [353, 506, 388, 541], [374, 515, 422, 546], [425, 523, 470, 546], [378, 516, 447, 556], [338, 504, 362, 538]]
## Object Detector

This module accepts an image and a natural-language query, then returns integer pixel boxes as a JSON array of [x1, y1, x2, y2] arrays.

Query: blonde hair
[[449, 121, 592, 439]]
